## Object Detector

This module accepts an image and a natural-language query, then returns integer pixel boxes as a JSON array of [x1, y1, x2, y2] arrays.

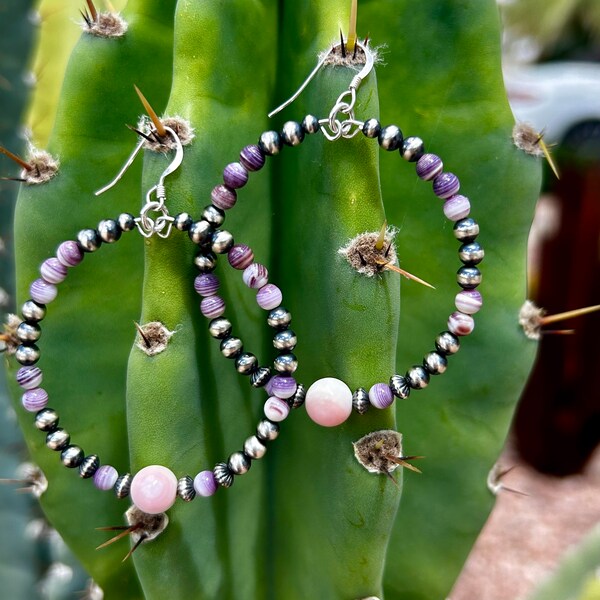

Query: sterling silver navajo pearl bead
[[220, 336, 243, 358], [16, 322, 41, 343], [244, 435, 267, 459], [235, 352, 258, 375], [281, 121, 304, 146], [202, 205, 225, 227], [274, 353, 298, 374], [194, 252, 218, 273], [77, 229, 102, 252], [15, 344, 40, 366], [362, 118, 381, 138], [177, 476, 196, 502], [435, 331, 460, 355], [228, 451, 251, 475], [457, 266, 482, 289], [458, 242, 485, 265], [378, 125, 403, 151], [97, 219, 121, 243], [302, 114, 320, 134], [35, 408, 59, 432], [258, 130, 282, 156], [46, 428, 70, 451], [61, 445, 84, 468], [400, 136, 425, 162], [389, 375, 410, 399], [211, 230, 234, 254], [173, 212, 193, 231], [189, 220, 214, 246], [273, 329, 297, 351], [406, 366, 430, 389], [214, 462, 234, 488], [423, 351, 448, 375], [267, 307, 292, 329], [453, 217, 479, 242], [290, 383, 306, 409], [256, 419, 279, 442], [208, 318, 232, 339], [117, 212, 136, 232], [79, 454, 100, 479], [114, 473, 132, 498], [250, 366, 271, 388], [21, 300, 46, 322], [352, 388, 370, 414]]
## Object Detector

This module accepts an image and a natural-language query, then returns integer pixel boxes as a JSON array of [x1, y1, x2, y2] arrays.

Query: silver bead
[[274, 353, 297, 374], [213, 462, 234, 488], [256, 419, 279, 442], [211, 230, 234, 254], [117, 213, 136, 232], [60, 445, 84, 468], [352, 388, 370, 414], [22, 300, 46, 322], [459, 242, 484, 265], [406, 366, 430, 390], [228, 451, 251, 475], [17, 322, 41, 343], [267, 307, 292, 329], [220, 336, 243, 359], [281, 121, 304, 146], [173, 212, 193, 231], [250, 366, 271, 388], [290, 383, 306, 409], [362, 118, 381, 138], [194, 252, 218, 273], [97, 219, 121, 243], [208, 317, 232, 339], [114, 473, 132, 498], [423, 351, 448, 375], [177, 476, 196, 502], [46, 428, 70, 451], [202, 205, 225, 227], [79, 454, 99, 478], [77, 229, 102, 252], [453, 217, 479, 242], [273, 329, 296, 350], [435, 331, 460, 355], [389, 375, 410, 399], [400, 136, 425, 162], [457, 266, 482, 289], [35, 408, 59, 432], [15, 344, 40, 366], [378, 125, 403, 151], [302, 114, 320, 134], [244, 435, 267, 459], [189, 220, 214, 246], [258, 130, 282, 156], [235, 352, 257, 375]]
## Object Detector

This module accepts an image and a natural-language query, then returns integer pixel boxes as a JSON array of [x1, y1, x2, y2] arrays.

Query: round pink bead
[[200, 295, 226, 318], [30, 278, 57, 304], [94, 465, 118, 491], [455, 290, 483, 315], [56, 240, 83, 267], [243, 263, 268, 289], [305, 377, 353, 427], [264, 397, 290, 422], [130, 465, 178, 514], [194, 470, 218, 497], [257, 284, 282, 310], [448, 311, 475, 336], [40, 258, 68, 284], [443, 194, 471, 221]]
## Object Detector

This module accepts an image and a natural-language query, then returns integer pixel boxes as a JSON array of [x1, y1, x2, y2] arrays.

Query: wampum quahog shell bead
[[208, 317, 232, 339], [21, 300, 46, 322], [15, 344, 40, 366], [46, 428, 70, 451], [202, 205, 225, 227], [267, 307, 292, 329], [60, 445, 84, 468], [189, 220, 214, 246], [177, 476, 196, 502], [435, 331, 460, 355], [114, 473, 132, 498], [281, 121, 304, 146], [194, 252, 218, 273], [228, 451, 251, 475], [457, 266, 482, 289], [17, 322, 41, 343], [406, 366, 430, 390], [389, 375, 410, 399], [235, 352, 258, 375], [77, 229, 102, 252], [118, 212, 136, 232], [423, 351, 448, 375], [302, 114, 320, 134], [453, 217, 479, 242], [256, 418, 279, 442], [35, 408, 59, 431], [214, 462, 234, 488], [273, 353, 297, 374], [97, 219, 121, 243], [220, 336, 243, 358], [352, 388, 370, 414], [211, 230, 234, 254], [79, 454, 99, 478], [290, 383, 306, 409], [244, 435, 267, 459], [250, 366, 271, 388]]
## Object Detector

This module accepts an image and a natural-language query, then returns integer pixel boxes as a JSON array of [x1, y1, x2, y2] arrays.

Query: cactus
[[5, 0, 541, 598]]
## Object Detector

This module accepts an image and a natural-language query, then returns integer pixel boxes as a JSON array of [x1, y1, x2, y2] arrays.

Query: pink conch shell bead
[[305, 377, 353, 427], [130, 465, 178, 514]]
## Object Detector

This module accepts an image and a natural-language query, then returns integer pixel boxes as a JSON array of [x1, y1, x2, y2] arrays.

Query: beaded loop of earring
[[13, 37, 482, 515]]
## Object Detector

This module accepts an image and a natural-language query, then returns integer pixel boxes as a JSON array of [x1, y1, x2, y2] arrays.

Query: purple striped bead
[[22, 388, 48, 412], [239, 144, 265, 172], [200, 295, 226, 318], [228, 244, 254, 270], [264, 377, 275, 396], [433, 172, 460, 199], [40, 258, 68, 284], [194, 470, 218, 497], [243, 263, 268, 289], [416, 154, 443, 180], [368, 383, 394, 409], [264, 397, 290, 422], [448, 311, 475, 336], [270, 375, 297, 399], [30, 278, 57, 304], [223, 162, 248, 189], [16, 366, 43, 390], [56, 241, 83, 267], [257, 284, 282, 310], [94, 465, 118, 491], [211, 184, 237, 210], [194, 273, 220, 297], [455, 290, 483, 315], [443, 194, 471, 221]]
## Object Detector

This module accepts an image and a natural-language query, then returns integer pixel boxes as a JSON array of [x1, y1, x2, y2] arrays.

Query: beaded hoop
[[13, 41, 483, 516]]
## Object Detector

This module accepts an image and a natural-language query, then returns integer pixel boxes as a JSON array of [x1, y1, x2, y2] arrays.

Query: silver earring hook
[[268, 38, 375, 119]]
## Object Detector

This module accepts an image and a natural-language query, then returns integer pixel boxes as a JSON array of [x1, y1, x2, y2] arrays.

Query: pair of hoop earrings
[[12, 39, 483, 517]]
